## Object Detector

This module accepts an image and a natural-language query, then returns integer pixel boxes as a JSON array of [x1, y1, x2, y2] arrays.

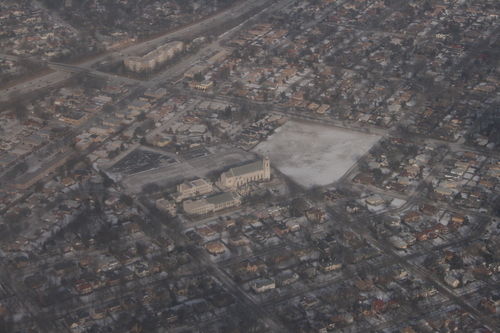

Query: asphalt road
[[0, 0, 296, 183], [31, 0, 81, 35], [325, 198, 500, 331], [2, 0, 500, 331], [0, 0, 278, 102]]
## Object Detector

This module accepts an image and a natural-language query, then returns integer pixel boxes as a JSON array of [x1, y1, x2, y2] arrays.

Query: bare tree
[[142, 182, 161, 195]]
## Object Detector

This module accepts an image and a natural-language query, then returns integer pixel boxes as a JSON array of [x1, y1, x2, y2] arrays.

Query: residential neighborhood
[[0, 0, 500, 332]]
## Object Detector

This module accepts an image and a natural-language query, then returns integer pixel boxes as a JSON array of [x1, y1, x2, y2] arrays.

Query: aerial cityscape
[[0, 0, 500, 332]]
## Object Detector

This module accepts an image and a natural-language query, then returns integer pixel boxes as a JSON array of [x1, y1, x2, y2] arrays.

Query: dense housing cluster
[[0, 0, 500, 331]]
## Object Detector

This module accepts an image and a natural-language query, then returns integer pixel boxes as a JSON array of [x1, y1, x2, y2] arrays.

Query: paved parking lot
[[119, 147, 257, 194], [109, 148, 178, 175], [180, 147, 212, 160]]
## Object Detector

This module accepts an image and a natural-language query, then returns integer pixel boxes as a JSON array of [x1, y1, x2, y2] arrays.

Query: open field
[[253, 120, 380, 188]]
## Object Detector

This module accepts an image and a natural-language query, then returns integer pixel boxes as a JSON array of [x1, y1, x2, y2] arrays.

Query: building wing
[[223, 160, 264, 179]]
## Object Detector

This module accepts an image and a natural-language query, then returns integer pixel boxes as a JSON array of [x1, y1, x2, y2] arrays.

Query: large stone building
[[195, 80, 214, 91], [172, 178, 213, 203], [220, 157, 271, 189], [124, 41, 184, 73], [183, 191, 241, 215]]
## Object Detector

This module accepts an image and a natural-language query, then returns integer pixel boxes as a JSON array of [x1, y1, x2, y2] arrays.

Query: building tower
[[263, 156, 271, 181]]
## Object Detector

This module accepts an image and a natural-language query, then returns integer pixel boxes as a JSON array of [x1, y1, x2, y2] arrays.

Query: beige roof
[[223, 160, 263, 179], [179, 178, 209, 191], [183, 199, 208, 211], [205, 242, 225, 252], [206, 191, 239, 205]]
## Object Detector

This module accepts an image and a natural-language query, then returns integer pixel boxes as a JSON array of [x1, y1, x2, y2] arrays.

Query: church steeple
[[263, 156, 271, 180]]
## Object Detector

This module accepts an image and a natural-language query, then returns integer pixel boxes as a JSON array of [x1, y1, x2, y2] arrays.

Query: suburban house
[[251, 279, 276, 293]]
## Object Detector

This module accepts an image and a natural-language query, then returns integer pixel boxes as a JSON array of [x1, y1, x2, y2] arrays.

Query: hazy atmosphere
[[0, 0, 499, 331]]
